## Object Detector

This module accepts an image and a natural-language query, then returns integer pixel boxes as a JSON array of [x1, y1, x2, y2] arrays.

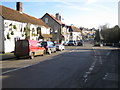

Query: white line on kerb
[[1, 65, 31, 75], [1, 61, 42, 75]]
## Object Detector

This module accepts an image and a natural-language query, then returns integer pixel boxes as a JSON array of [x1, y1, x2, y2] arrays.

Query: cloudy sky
[[0, 0, 119, 29]]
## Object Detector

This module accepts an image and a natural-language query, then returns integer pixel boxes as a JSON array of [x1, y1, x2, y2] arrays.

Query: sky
[[0, 0, 119, 29]]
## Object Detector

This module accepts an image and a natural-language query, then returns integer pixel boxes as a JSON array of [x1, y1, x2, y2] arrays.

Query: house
[[41, 13, 68, 43], [80, 28, 95, 39], [68, 25, 82, 41], [0, 2, 51, 53]]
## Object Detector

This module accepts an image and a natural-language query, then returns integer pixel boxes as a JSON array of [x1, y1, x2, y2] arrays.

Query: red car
[[14, 40, 46, 59]]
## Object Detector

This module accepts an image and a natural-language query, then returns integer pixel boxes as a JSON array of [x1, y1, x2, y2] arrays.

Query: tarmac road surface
[[1, 42, 119, 88]]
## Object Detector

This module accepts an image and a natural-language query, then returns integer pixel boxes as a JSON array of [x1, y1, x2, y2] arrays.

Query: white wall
[[4, 20, 26, 53], [0, 16, 4, 53], [72, 32, 81, 41], [3, 20, 50, 53], [30, 25, 50, 41], [61, 26, 69, 42], [41, 26, 50, 34], [30, 24, 38, 40]]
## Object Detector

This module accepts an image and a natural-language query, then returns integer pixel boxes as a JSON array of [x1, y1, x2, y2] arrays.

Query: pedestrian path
[[0, 53, 15, 60]]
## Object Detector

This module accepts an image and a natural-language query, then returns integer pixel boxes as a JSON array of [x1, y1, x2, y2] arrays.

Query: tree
[[99, 23, 109, 30], [94, 30, 100, 42], [101, 25, 120, 43]]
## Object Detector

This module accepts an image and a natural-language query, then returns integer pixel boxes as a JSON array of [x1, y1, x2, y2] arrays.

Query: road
[[1, 41, 119, 88]]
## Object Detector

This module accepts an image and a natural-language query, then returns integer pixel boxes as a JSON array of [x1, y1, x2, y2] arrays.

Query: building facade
[[68, 26, 82, 41], [41, 13, 68, 43], [0, 3, 51, 53]]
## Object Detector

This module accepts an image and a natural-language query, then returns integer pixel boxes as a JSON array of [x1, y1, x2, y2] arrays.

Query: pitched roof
[[41, 34, 52, 38], [70, 26, 80, 32], [42, 13, 63, 25], [0, 5, 49, 28]]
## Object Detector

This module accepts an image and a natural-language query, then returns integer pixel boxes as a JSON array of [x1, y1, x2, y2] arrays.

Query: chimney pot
[[56, 13, 59, 20], [16, 2, 22, 13]]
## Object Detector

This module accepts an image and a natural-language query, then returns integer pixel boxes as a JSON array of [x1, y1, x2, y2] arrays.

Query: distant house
[[81, 28, 95, 39], [0, 2, 51, 53], [41, 13, 68, 43], [68, 26, 82, 41]]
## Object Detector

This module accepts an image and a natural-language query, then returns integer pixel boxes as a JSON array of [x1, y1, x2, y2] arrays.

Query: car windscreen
[[69, 40, 74, 42]]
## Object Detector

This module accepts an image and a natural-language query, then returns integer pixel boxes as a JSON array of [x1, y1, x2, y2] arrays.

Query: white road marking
[[106, 51, 111, 56], [99, 56, 103, 64]]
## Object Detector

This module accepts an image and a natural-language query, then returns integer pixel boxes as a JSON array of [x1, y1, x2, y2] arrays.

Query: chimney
[[56, 13, 59, 20], [55, 13, 61, 21], [59, 15, 61, 21], [16, 2, 22, 13]]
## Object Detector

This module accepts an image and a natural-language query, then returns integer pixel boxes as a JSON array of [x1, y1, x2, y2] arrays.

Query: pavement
[[0, 53, 16, 60], [0, 45, 119, 61]]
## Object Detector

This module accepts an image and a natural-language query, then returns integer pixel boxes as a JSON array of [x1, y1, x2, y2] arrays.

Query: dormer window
[[45, 18, 48, 24]]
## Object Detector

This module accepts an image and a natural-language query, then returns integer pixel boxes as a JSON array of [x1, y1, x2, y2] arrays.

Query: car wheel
[[16, 56, 20, 60], [48, 50, 51, 54], [42, 50, 46, 56], [54, 49, 56, 53], [30, 52, 34, 59]]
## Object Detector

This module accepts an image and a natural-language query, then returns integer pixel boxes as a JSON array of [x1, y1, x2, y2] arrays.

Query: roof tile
[[0, 5, 49, 28]]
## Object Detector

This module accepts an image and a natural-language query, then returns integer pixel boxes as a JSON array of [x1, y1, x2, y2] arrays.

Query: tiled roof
[[42, 13, 63, 25], [41, 34, 52, 38], [0, 5, 49, 28], [70, 26, 80, 32]]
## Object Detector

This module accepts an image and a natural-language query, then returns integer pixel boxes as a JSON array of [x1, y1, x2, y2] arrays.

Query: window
[[45, 18, 48, 24], [55, 29, 58, 33], [70, 33, 72, 36], [14, 37, 20, 43], [50, 29, 53, 32], [37, 27, 41, 34]]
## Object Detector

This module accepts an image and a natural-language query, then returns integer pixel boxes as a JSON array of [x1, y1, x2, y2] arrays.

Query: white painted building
[[0, 4, 51, 53], [61, 25, 70, 42], [69, 26, 82, 41], [3, 20, 27, 53]]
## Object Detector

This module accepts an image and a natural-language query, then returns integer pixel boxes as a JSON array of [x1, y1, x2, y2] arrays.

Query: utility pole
[[118, 1, 120, 27]]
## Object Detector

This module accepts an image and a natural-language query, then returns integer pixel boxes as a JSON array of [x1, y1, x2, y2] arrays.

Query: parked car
[[56, 43, 65, 51], [94, 42, 100, 46], [63, 41, 69, 46], [68, 40, 76, 46], [14, 40, 46, 59], [77, 40, 83, 46], [41, 41, 56, 54]]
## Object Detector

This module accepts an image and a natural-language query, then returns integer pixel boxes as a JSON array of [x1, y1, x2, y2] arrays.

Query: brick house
[[41, 13, 68, 43]]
